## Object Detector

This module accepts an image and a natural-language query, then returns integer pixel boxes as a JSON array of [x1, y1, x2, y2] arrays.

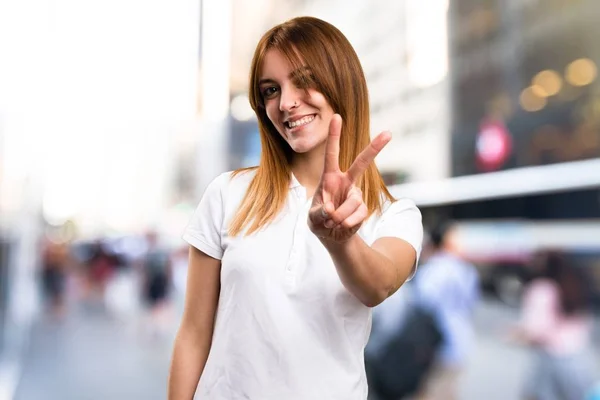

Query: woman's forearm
[[168, 327, 212, 400], [320, 235, 404, 307]]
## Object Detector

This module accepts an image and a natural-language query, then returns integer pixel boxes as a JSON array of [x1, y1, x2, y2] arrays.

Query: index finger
[[346, 131, 392, 183], [324, 114, 342, 173]]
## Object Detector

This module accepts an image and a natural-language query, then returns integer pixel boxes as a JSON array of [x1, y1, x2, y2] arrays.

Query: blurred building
[[443, 0, 600, 217], [0, 117, 43, 390], [0, 0, 43, 370], [299, 0, 451, 184], [392, 0, 600, 306], [392, 0, 600, 216], [449, 0, 600, 177]]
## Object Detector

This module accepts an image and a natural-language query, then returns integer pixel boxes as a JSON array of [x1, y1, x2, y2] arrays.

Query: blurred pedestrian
[[168, 16, 423, 400], [40, 229, 71, 318], [412, 221, 480, 400], [510, 250, 597, 400], [141, 230, 173, 336], [85, 240, 119, 307]]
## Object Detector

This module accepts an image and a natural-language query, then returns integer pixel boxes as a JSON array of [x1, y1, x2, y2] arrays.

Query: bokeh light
[[520, 86, 547, 112], [532, 70, 563, 97], [566, 58, 597, 87]]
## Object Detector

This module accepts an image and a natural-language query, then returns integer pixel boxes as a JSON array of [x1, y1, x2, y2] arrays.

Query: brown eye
[[261, 86, 279, 99]]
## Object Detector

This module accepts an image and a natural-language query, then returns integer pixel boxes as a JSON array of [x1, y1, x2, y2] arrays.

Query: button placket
[[284, 193, 306, 285]]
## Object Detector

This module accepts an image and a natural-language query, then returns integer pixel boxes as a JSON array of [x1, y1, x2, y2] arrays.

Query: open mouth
[[285, 114, 316, 130]]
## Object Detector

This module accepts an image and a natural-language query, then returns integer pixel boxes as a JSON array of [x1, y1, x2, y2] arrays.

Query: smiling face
[[258, 49, 335, 156]]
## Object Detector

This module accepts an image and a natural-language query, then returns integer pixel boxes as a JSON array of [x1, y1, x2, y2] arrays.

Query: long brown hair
[[229, 16, 394, 236]]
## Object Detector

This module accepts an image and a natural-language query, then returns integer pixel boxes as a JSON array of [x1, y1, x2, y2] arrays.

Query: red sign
[[475, 119, 512, 171]]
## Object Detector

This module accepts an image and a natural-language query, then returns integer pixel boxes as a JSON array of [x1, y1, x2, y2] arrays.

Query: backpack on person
[[366, 304, 443, 399]]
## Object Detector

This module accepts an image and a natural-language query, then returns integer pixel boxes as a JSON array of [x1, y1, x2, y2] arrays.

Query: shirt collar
[[289, 173, 302, 189]]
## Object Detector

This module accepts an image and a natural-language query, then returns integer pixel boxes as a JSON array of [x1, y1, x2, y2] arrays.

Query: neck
[[290, 144, 326, 197]]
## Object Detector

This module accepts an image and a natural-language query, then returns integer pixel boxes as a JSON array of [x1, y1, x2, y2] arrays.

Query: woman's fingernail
[[324, 220, 334, 229], [320, 208, 328, 219]]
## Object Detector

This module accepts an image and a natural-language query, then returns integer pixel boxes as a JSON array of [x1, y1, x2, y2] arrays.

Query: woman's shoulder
[[208, 168, 258, 194], [199, 168, 258, 210], [363, 196, 421, 230], [380, 197, 420, 216], [360, 196, 423, 253]]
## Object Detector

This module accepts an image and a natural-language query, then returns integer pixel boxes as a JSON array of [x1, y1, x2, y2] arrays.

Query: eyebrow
[[258, 77, 277, 86], [258, 66, 313, 86]]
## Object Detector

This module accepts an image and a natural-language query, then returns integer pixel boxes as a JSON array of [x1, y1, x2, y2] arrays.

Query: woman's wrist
[[318, 232, 358, 250]]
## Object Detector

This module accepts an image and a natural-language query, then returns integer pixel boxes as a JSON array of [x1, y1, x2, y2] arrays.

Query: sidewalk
[[0, 316, 34, 400], [13, 303, 176, 400]]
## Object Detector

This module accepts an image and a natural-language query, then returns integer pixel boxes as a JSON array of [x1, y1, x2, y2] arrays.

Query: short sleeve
[[374, 198, 424, 279], [182, 173, 228, 260]]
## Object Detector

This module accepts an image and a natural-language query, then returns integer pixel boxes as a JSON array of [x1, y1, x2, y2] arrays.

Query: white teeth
[[288, 115, 315, 128]]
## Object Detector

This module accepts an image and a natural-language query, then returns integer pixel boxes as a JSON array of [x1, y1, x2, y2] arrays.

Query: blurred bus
[[390, 159, 600, 307]]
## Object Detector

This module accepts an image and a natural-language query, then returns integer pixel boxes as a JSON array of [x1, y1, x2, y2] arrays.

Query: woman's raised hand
[[308, 114, 391, 242]]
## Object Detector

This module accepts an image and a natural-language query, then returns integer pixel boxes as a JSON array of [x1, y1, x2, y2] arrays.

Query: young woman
[[168, 16, 423, 399]]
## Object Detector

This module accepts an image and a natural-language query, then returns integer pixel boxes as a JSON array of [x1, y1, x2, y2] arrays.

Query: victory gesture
[[308, 114, 391, 242]]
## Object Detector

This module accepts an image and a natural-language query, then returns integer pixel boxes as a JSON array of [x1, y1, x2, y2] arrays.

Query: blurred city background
[[1, 0, 600, 399]]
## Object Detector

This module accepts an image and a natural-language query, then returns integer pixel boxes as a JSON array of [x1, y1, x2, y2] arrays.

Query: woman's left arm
[[321, 235, 417, 307]]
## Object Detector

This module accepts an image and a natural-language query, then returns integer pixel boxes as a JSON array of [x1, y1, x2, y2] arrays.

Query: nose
[[279, 84, 301, 112]]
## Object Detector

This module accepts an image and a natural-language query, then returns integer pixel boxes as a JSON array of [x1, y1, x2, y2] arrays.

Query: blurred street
[[14, 301, 178, 400], [10, 296, 599, 400], [463, 298, 600, 400]]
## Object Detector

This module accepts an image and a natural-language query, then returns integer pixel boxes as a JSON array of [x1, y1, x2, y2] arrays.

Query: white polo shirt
[[182, 170, 423, 400]]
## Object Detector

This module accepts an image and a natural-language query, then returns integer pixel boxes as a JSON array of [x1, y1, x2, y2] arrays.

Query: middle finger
[[346, 131, 391, 183], [324, 191, 363, 228]]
